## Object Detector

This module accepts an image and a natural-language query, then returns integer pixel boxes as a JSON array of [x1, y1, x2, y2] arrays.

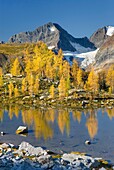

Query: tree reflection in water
[[0, 105, 113, 140], [85, 109, 98, 139], [106, 107, 114, 120]]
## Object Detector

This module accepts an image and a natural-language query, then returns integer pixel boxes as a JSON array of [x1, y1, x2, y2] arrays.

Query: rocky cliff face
[[89, 26, 114, 70], [0, 53, 8, 69], [8, 22, 95, 52], [90, 26, 108, 48], [94, 34, 114, 70]]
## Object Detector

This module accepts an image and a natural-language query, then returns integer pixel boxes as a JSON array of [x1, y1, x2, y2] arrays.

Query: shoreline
[[0, 95, 114, 109], [0, 141, 113, 170]]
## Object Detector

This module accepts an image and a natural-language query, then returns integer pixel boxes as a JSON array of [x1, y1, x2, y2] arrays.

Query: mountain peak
[[90, 25, 114, 48], [8, 22, 95, 52]]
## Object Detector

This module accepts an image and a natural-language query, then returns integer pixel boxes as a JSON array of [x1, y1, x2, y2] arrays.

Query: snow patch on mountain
[[63, 49, 98, 68], [80, 49, 99, 68], [70, 41, 92, 53], [63, 49, 98, 67], [63, 51, 78, 56], [48, 46, 55, 50], [63, 51, 84, 65], [106, 26, 114, 36], [49, 26, 55, 32]]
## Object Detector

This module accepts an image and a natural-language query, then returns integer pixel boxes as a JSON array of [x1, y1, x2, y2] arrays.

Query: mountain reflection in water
[[0, 105, 114, 140]]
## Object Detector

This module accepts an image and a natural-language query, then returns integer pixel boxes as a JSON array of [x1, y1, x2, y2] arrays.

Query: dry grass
[[0, 43, 36, 56]]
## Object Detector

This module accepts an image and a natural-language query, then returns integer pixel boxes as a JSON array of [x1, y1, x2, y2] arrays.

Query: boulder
[[19, 142, 47, 156], [16, 126, 28, 134], [0, 143, 9, 149]]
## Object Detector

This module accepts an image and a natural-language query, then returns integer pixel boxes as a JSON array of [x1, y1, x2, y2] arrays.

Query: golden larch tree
[[58, 49, 64, 78], [58, 76, 67, 99], [21, 78, 27, 94], [71, 60, 79, 88], [33, 75, 40, 94], [0, 68, 3, 76], [28, 74, 34, 96], [45, 61, 54, 79], [62, 61, 70, 78], [14, 85, 19, 97], [25, 58, 33, 78], [106, 65, 114, 94], [10, 58, 21, 76], [49, 84, 55, 99], [77, 68, 83, 89], [8, 82, 14, 98], [66, 76, 70, 96], [33, 56, 41, 76], [85, 68, 99, 93], [0, 75, 3, 87]]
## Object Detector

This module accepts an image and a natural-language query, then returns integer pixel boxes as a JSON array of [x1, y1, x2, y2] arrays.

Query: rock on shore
[[0, 141, 112, 170]]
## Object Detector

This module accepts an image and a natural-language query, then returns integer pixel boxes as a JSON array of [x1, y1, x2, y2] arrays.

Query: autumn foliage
[[0, 41, 113, 99]]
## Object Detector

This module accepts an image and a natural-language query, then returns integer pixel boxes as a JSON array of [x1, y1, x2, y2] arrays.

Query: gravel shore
[[0, 141, 113, 170]]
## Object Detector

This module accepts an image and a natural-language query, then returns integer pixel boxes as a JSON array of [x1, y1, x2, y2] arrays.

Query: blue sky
[[0, 0, 114, 41]]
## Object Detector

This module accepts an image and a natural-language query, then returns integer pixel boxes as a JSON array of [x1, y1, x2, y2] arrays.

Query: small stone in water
[[16, 126, 28, 134], [1, 131, 5, 136], [85, 140, 91, 145]]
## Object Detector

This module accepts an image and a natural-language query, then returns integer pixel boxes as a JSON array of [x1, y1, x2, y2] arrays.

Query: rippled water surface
[[0, 105, 114, 163]]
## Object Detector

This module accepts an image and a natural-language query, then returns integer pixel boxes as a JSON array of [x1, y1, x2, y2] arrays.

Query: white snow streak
[[106, 26, 114, 36], [48, 46, 55, 50]]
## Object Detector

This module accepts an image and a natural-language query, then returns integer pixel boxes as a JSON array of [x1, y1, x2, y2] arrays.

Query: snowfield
[[106, 26, 114, 36], [63, 49, 99, 68], [78, 49, 99, 68]]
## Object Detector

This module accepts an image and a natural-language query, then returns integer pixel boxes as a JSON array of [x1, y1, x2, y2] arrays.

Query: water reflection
[[106, 108, 114, 120], [21, 108, 54, 140], [0, 105, 114, 140], [72, 110, 82, 123], [58, 109, 70, 136], [85, 110, 98, 139]]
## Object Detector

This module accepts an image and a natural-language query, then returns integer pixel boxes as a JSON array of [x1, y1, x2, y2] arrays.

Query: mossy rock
[[97, 159, 113, 169], [71, 151, 86, 156], [52, 154, 61, 159]]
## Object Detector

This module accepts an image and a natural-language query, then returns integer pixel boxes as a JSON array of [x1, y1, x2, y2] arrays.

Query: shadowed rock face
[[8, 22, 95, 52], [0, 53, 7, 67], [90, 26, 109, 48], [94, 34, 114, 70]]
